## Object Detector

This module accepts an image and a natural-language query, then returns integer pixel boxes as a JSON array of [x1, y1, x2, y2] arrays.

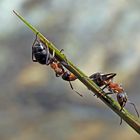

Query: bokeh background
[[0, 0, 140, 139]]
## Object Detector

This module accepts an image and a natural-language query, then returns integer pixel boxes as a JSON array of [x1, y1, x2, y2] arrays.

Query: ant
[[89, 72, 139, 124], [32, 33, 83, 97]]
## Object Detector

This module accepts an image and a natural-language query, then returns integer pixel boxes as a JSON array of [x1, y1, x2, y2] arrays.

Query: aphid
[[31, 33, 82, 97], [89, 72, 139, 124]]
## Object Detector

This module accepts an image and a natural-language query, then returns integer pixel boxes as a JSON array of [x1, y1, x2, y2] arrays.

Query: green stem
[[13, 10, 140, 134]]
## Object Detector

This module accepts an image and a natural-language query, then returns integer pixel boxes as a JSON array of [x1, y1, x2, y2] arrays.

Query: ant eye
[[118, 94, 122, 98]]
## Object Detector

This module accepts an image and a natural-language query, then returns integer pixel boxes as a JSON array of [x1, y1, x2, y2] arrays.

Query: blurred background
[[0, 0, 140, 139]]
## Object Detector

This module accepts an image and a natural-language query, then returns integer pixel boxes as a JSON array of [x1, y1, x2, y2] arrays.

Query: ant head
[[33, 42, 46, 54], [117, 92, 128, 109]]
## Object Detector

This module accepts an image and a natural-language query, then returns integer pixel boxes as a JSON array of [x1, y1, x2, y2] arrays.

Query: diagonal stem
[[13, 10, 140, 134]]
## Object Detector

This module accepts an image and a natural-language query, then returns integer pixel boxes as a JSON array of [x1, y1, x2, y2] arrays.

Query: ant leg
[[44, 45, 52, 65], [120, 117, 123, 125], [52, 49, 55, 58], [96, 84, 110, 96], [50, 49, 57, 62], [60, 49, 64, 53], [46, 48, 50, 65], [32, 32, 39, 48], [68, 81, 83, 97], [101, 83, 110, 91], [56, 73, 61, 77], [32, 53, 37, 62], [38, 39, 52, 65], [119, 101, 139, 125], [128, 101, 139, 118], [119, 105, 125, 125], [60, 60, 68, 66], [32, 32, 39, 62], [59, 49, 69, 66], [120, 103, 125, 111], [104, 92, 114, 96]]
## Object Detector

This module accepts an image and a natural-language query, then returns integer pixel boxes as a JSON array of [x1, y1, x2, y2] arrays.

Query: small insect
[[31, 33, 82, 97], [62, 71, 83, 97], [48, 57, 83, 96], [89, 72, 139, 124], [89, 72, 116, 88], [32, 33, 52, 65]]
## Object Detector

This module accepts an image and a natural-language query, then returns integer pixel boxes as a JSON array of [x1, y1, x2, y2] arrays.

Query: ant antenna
[[128, 101, 139, 118]]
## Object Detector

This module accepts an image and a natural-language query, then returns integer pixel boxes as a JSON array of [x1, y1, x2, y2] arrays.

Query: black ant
[[32, 33, 83, 97], [89, 72, 139, 124]]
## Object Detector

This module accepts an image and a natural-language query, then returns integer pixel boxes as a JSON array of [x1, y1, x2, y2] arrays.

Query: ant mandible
[[89, 72, 139, 124], [31, 33, 83, 97]]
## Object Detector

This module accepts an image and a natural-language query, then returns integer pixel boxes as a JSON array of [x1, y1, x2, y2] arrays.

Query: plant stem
[[13, 10, 140, 134]]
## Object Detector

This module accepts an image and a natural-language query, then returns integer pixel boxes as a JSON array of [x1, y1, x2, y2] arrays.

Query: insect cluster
[[32, 33, 139, 124], [32, 33, 82, 97]]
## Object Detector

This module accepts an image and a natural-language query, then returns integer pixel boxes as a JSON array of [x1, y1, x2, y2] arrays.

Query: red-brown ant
[[32, 33, 83, 97], [32, 33, 139, 124], [89, 72, 139, 124]]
